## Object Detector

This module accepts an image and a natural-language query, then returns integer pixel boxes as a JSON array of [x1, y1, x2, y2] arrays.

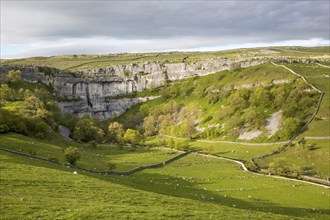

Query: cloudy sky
[[1, 0, 329, 59]]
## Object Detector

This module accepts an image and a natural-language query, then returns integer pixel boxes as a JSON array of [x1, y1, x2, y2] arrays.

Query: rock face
[[56, 96, 159, 119], [1, 57, 318, 119]]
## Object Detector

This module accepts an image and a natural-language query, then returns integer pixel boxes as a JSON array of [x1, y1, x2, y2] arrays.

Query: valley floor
[[0, 134, 329, 219]]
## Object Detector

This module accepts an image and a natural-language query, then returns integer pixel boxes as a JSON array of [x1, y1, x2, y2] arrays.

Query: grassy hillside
[[255, 62, 330, 179], [1, 134, 329, 219], [285, 63, 329, 136], [119, 63, 319, 142], [0, 133, 176, 171]]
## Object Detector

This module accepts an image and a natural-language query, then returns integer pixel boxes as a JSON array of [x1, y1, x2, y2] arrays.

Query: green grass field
[[0, 133, 177, 171], [257, 139, 330, 178], [1, 134, 329, 219], [146, 135, 281, 161]]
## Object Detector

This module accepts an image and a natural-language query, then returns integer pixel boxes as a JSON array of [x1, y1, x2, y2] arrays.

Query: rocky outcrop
[[56, 96, 159, 119], [0, 57, 320, 119]]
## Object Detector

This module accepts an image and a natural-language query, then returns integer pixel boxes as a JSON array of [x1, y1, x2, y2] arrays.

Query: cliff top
[[1, 46, 329, 72]]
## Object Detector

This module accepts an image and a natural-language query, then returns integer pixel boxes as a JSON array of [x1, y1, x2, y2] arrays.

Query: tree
[[5, 70, 22, 84], [268, 158, 302, 177], [180, 119, 196, 140], [0, 84, 13, 101], [34, 120, 50, 139], [64, 146, 81, 165], [143, 115, 158, 136], [73, 115, 104, 142], [226, 112, 243, 133], [123, 129, 143, 146], [24, 94, 44, 116], [243, 107, 266, 129], [249, 87, 272, 107], [227, 92, 248, 110], [108, 122, 124, 143], [281, 118, 301, 140]]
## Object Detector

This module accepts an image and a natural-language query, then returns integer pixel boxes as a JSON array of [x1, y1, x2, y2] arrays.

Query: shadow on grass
[[103, 171, 329, 219]]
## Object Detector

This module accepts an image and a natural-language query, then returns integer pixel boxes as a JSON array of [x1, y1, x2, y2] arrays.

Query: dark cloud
[[1, 1, 329, 57]]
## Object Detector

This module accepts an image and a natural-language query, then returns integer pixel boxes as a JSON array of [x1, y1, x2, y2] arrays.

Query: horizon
[[2, 45, 329, 61]]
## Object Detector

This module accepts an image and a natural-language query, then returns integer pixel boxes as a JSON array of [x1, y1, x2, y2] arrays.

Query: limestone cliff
[[0, 57, 318, 119]]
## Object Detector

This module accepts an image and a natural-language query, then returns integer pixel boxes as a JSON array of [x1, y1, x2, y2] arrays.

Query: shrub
[[73, 115, 105, 142], [143, 115, 158, 137], [64, 146, 81, 165], [179, 119, 196, 140], [123, 129, 143, 146], [268, 158, 302, 177], [281, 118, 302, 140], [108, 122, 126, 142], [5, 70, 22, 84], [34, 120, 50, 139]]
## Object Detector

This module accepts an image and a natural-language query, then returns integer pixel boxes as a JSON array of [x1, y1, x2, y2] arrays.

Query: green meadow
[[1, 133, 329, 219]]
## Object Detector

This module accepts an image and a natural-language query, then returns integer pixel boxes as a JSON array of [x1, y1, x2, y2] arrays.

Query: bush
[[268, 158, 302, 177], [108, 122, 124, 142], [5, 70, 22, 84], [34, 120, 50, 139], [143, 115, 158, 137], [281, 118, 302, 140], [64, 146, 81, 165], [123, 129, 143, 146], [73, 115, 105, 142]]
